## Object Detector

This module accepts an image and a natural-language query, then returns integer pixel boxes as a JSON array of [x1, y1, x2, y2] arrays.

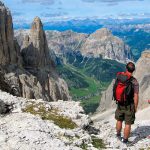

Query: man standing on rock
[[113, 62, 139, 144]]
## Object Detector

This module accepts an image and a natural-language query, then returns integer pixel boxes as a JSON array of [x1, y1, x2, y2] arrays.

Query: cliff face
[[134, 50, 150, 80], [134, 50, 150, 109], [0, 2, 21, 65], [81, 28, 132, 62], [0, 2, 71, 101], [96, 80, 116, 113]]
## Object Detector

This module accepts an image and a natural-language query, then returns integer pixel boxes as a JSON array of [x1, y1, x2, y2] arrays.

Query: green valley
[[57, 54, 125, 114]]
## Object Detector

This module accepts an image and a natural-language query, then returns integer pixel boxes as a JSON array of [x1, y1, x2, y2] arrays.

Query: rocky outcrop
[[81, 28, 132, 62], [134, 50, 150, 80], [134, 50, 150, 109], [96, 80, 116, 113], [0, 90, 102, 150], [21, 17, 52, 68], [0, 2, 21, 65], [0, 100, 13, 114], [0, 2, 71, 101]]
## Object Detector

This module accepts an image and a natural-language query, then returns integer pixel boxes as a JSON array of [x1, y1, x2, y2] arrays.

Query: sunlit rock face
[[81, 28, 132, 63], [134, 50, 150, 109]]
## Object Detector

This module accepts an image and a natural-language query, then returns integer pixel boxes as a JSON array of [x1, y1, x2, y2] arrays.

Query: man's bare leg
[[124, 124, 131, 140], [116, 121, 122, 135]]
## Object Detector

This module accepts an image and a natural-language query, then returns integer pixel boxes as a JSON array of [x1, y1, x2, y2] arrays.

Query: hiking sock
[[116, 133, 121, 140], [116, 133, 121, 137]]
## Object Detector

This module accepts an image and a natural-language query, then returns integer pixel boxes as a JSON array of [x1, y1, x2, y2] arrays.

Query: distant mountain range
[[14, 18, 150, 33], [14, 18, 150, 61]]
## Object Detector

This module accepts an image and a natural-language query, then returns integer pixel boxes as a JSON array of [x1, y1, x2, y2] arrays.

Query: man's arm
[[134, 93, 139, 112]]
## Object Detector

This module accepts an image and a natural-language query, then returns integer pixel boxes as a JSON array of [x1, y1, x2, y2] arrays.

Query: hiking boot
[[121, 138, 128, 144], [121, 138, 134, 146]]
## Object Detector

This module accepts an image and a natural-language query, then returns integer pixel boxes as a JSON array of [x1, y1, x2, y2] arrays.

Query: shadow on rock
[[131, 125, 150, 144], [83, 121, 100, 135], [0, 100, 13, 115]]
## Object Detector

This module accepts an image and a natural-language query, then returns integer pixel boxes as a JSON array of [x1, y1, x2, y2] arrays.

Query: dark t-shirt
[[132, 78, 139, 94]]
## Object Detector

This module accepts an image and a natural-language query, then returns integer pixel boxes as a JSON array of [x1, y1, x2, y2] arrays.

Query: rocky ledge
[[0, 90, 105, 150]]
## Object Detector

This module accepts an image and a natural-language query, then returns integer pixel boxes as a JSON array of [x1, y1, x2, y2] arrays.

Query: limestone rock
[[96, 80, 116, 113], [21, 17, 52, 68], [134, 50, 150, 109], [134, 50, 150, 80], [81, 28, 132, 62], [0, 2, 20, 65], [138, 74, 150, 109], [0, 2, 71, 101], [0, 90, 97, 150], [17, 17, 71, 101], [0, 100, 13, 114]]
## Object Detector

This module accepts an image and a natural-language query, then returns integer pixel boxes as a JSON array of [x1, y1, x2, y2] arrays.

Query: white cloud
[[82, 0, 144, 5], [41, 12, 68, 18], [21, 0, 56, 5]]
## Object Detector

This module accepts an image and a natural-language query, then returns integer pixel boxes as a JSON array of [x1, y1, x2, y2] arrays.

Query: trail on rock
[[92, 107, 150, 149]]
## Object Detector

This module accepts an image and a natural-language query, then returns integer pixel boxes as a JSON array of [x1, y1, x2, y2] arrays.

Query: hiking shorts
[[115, 103, 135, 125]]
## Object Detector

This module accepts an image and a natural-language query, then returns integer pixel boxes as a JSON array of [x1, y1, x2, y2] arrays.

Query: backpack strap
[[112, 78, 118, 101], [124, 76, 135, 105]]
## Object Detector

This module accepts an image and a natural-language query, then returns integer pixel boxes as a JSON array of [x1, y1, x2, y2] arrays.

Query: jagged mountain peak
[[81, 27, 132, 62], [0, 1, 4, 6], [22, 16, 51, 68], [32, 17, 43, 31], [90, 28, 112, 38]]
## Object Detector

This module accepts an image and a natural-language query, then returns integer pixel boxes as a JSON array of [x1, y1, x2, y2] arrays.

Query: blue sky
[[2, 0, 150, 24]]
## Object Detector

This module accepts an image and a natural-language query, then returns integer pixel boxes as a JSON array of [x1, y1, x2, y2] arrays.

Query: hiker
[[113, 62, 139, 144]]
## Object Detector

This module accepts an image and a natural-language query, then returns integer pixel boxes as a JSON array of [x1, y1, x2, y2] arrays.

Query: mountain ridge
[[15, 28, 132, 63]]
